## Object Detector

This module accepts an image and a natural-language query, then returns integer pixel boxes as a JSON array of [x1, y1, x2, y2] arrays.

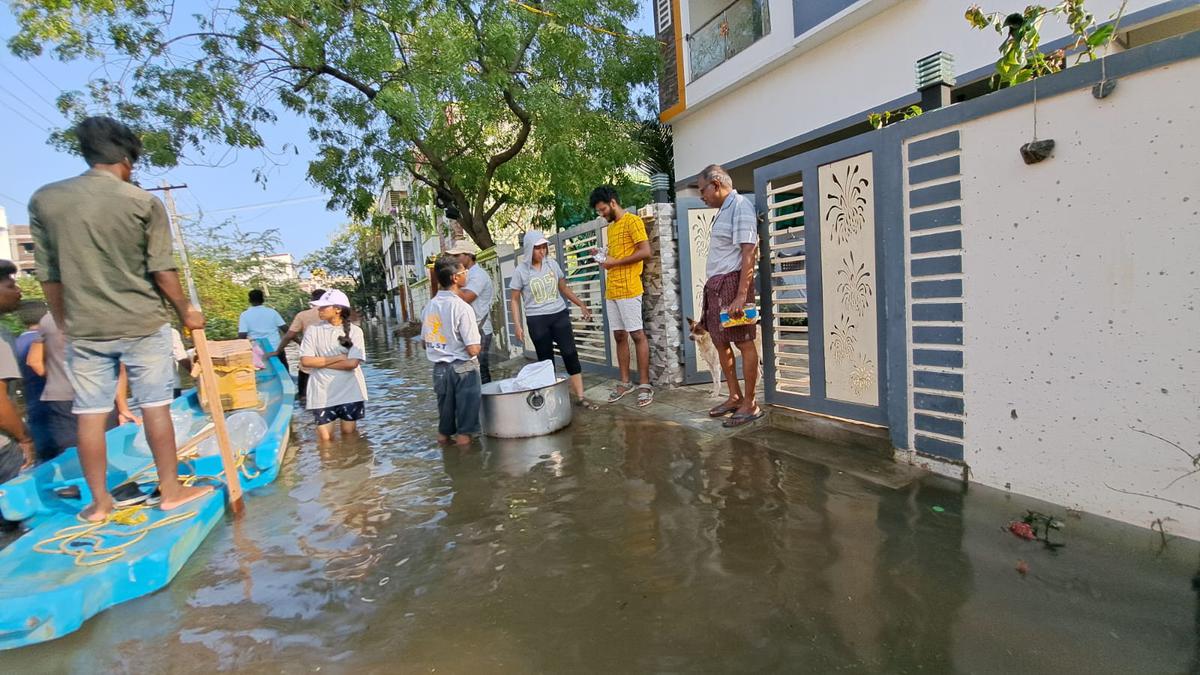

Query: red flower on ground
[[1009, 521, 1036, 540]]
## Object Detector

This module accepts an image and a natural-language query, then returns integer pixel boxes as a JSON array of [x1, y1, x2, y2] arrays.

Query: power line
[[177, 194, 325, 217], [0, 190, 25, 209], [24, 61, 65, 96], [0, 82, 59, 127], [0, 61, 62, 113], [0, 98, 50, 134]]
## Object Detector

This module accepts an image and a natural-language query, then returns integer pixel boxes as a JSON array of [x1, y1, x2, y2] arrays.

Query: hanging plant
[[965, 1, 1127, 89]]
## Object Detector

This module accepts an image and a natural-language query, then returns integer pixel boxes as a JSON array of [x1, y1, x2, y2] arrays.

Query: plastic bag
[[195, 410, 268, 457], [130, 409, 197, 457], [512, 360, 556, 391]]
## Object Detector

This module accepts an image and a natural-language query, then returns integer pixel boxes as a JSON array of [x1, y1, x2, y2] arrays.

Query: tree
[[301, 222, 387, 314], [181, 219, 308, 338], [9, 0, 659, 248]]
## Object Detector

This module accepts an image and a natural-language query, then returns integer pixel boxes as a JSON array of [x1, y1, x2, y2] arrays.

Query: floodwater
[[2, 325, 1197, 673]]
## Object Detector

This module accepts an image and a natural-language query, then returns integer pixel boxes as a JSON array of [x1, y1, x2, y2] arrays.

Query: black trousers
[[479, 332, 493, 384], [526, 309, 582, 376]]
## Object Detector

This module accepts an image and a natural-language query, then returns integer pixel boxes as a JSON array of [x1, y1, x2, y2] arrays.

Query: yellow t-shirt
[[605, 212, 649, 300]]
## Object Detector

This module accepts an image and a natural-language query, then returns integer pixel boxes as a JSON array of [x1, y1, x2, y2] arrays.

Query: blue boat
[[0, 344, 295, 649]]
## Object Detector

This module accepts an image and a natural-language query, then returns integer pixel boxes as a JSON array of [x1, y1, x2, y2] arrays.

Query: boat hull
[[0, 341, 295, 649]]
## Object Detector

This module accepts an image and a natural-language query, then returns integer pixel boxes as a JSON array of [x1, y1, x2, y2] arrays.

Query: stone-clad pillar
[[639, 203, 684, 387]]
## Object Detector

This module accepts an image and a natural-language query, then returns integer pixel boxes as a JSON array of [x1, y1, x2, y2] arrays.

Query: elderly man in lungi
[[698, 164, 762, 427]]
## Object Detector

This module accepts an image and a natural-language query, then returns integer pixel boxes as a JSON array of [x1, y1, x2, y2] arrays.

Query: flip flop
[[636, 384, 654, 407], [111, 482, 150, 508], [708, 402, 740, 417], [722, 409, 765, 428], [608, 382, 634, 403], [574, 397, 600, 411]]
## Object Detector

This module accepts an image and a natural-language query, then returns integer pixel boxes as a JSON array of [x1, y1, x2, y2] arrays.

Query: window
[[688, 0, 771, 80], [656, 0, 673, 33], [21, 243, 34, 253]]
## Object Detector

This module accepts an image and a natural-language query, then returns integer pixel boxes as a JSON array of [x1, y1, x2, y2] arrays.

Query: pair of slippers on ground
[[707, 401, 765, 428]]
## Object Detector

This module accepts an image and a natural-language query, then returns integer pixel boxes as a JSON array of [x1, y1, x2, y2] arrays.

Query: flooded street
[[3, 325, 1197, 673]]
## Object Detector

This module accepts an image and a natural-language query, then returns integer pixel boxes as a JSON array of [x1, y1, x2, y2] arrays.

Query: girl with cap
[[299, 289, 368, 440], [508, 231, 599, 409]]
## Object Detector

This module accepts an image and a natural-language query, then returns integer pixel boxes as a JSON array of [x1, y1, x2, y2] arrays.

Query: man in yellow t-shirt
[[590, 185, 653, 406]]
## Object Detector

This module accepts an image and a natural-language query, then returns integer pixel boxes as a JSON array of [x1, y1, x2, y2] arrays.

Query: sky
[[0, 3, 655, 261]]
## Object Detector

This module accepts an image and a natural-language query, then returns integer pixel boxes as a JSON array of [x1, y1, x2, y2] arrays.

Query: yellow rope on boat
[[32, 412, 267, 566], [33, 506, 198, 567]]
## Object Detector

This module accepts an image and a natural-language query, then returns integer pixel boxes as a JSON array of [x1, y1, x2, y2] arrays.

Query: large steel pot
[[480, 377, 573, 438]]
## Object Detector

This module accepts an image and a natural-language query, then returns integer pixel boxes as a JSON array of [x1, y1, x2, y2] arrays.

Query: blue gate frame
[[753, 132, 908, 446]]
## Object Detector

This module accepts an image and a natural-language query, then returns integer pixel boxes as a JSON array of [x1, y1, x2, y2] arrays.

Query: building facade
[[8, 224, 36, 277], [655, 0, 1200, 539]]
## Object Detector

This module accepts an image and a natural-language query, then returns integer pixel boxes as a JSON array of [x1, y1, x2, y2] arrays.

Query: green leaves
[[8, 0, 657, 248], [966, 1, 1122, 90]]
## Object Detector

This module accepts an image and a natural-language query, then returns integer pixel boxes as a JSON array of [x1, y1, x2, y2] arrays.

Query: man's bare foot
[[709, 397, 742, 417], [437, 434, 452, 445], [454, 434, 472, 446], [79, 498, 114, 523], [159, 484, 214, 511]]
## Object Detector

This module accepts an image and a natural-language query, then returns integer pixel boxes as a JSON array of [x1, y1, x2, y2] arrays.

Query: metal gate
[[753, 133, 904, 428], [498, 219, 619, 377]]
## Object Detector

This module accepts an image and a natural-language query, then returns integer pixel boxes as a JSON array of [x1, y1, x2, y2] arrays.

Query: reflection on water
[[2, 324, 1197, 673]]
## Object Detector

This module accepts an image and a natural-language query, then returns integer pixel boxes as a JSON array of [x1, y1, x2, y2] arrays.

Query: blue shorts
[[66, 324, 176, 415], [313, 401, 365, 425]]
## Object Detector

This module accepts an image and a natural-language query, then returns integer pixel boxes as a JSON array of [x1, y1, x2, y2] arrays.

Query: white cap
[[310, 289, 351, 308]]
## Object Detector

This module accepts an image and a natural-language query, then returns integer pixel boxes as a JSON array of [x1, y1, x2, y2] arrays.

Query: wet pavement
[[2, 325, 1197, 673]]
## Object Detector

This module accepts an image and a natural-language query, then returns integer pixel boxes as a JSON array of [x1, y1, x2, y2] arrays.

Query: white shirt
[[463, 264, 495, 335], [706, 190, 759, 279], [421, 291, 481, 363], [299, 322, 368, 409]]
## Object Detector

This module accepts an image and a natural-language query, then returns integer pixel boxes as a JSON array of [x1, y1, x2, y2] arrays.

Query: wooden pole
[[160, 181, 244, 512], [191, 329, 245, 511]]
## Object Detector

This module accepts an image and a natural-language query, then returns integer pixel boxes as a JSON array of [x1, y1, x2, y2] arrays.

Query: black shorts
[[313, 401, 366, 425]]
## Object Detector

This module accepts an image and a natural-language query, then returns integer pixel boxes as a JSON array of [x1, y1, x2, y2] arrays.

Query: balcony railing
[[687, 0, 771, 80]]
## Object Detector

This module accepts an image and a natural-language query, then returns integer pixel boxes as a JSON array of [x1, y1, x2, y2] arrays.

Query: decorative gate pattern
[[686, 207, 716, 323], [819, 153, 879, 406], [755, 134, 894, 430]]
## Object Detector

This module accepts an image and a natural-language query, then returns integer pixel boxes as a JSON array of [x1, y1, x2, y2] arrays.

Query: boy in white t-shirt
[[421, 255, 482, 446]]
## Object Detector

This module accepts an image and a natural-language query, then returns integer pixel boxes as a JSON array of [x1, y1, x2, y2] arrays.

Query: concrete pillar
[[640, 203, 684, 387]]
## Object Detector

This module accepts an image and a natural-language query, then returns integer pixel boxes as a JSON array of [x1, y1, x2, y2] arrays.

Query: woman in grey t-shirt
[[508, 231, 598, 409]]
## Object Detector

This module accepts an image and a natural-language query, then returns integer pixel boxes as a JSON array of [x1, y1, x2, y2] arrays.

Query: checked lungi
[[701, 270, 758, 349]]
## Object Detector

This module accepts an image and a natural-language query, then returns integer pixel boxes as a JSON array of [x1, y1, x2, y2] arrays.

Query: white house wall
[[673, 0, 1151, 181], [948, 57, 1200, 539]]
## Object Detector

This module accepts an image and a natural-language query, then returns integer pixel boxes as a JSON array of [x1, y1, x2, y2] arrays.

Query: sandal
[[636, 384, 653, 407], [574, 397, 600, 411], [708, 401, 741, 417], [608, 381, 634, 403], [723, 408, 765, 428]]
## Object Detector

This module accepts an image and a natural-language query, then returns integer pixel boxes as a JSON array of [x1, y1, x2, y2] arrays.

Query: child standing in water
[[299, 290, 368, 441], [422, 255, 482, 446]]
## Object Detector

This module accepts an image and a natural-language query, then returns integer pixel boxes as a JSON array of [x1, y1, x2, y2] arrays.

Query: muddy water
[[2, 326, 1197, 673]]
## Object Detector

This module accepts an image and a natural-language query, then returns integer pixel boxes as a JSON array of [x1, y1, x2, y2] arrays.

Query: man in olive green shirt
[[29, 116, 211, 521]]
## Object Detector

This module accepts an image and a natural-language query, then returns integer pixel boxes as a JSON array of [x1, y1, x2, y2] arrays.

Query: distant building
[[377, 175, 447, 321], [8, 224, 35, 277], [233, 252, 300, 287], [0, 207, 11, 270]]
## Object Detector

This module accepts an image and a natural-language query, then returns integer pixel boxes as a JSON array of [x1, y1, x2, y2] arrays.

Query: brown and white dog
[[686, 317, 764, 399]]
